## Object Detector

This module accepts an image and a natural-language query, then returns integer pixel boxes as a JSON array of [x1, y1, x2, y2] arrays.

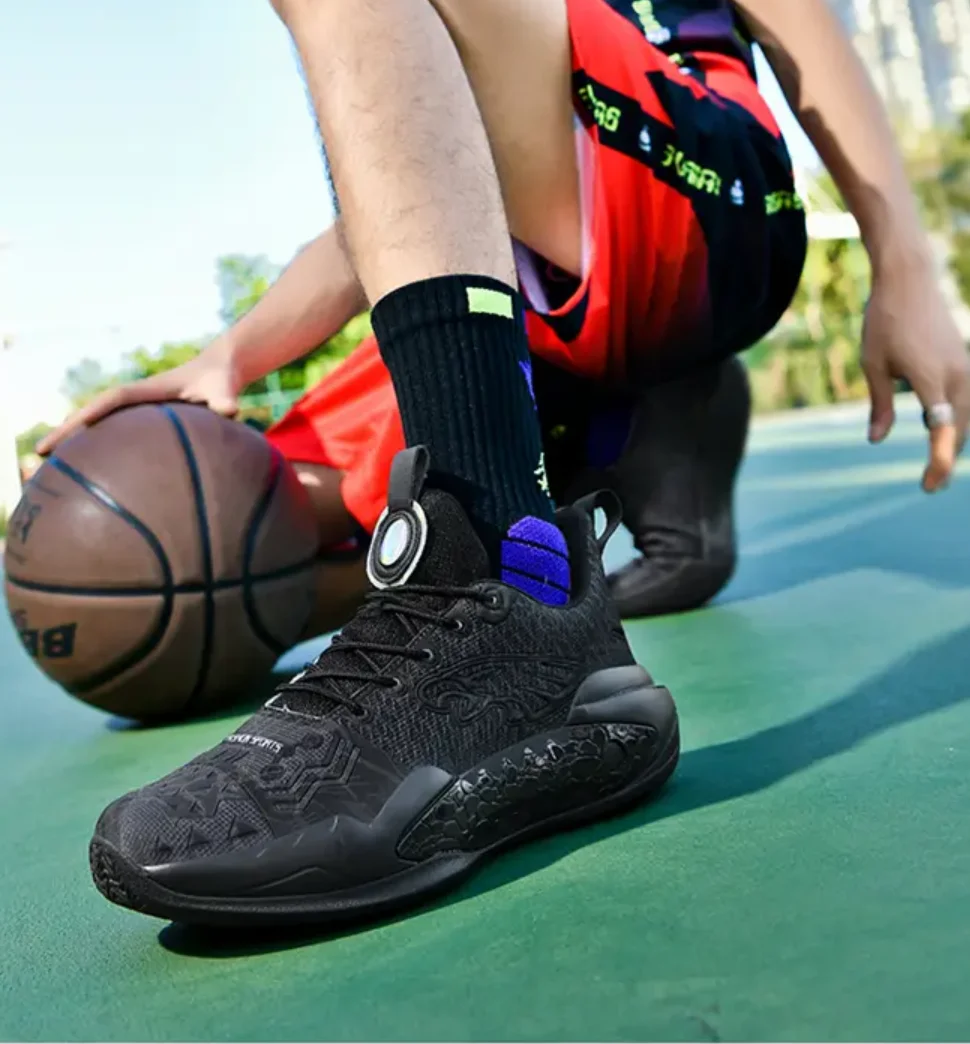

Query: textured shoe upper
[[96, 485, 633, 869]]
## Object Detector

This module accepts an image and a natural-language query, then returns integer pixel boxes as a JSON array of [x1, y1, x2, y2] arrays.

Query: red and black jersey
[[606, 0, 757, 79]]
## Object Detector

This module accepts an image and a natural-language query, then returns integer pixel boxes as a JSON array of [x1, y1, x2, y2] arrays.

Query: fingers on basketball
[[194, 394, 239, 418], [38, 388, 128, 456], [37, 381, 181, 456]]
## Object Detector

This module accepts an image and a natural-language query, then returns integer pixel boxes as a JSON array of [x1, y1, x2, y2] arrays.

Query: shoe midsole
[[118, 668, 678, 901]]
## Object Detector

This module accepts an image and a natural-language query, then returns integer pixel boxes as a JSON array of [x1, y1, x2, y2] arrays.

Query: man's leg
[[265, 0, 586, 631], [275, 0, 582, 281], [276, 0, 573, 557], [88, 0, 679, 925], [606, 357, 752, 617], [290, 462, 355, 549], [532, 351, 752, 620], [275, 0, 510, 295], [287, 462, 369, 638]]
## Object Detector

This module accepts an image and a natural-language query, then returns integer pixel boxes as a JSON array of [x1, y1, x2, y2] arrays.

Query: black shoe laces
[[275, 584, 497, 715]]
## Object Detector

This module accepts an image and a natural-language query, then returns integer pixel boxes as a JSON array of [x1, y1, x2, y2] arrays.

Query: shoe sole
[[90, 684, 679, 928]]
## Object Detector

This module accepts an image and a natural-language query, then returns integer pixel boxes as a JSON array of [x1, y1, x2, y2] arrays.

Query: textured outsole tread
[[90, 839, 147, 912]]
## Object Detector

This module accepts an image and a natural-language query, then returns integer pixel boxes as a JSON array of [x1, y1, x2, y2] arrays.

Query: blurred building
[[829, 0, 970, 131]]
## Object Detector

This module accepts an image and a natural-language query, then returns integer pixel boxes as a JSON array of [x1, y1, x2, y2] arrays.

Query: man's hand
[[733, 0, 970, 491], [862, 261, 970, 492], [36, 343, 243, 457]]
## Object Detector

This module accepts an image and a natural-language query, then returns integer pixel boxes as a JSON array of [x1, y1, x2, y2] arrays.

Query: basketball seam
[[3, 557, 319, 599], [45, 456, 176, 695], [161, 406, 215, 714], [242, 447, 291, 657]]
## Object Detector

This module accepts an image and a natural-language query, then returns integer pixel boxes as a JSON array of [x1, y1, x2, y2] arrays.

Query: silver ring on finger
[[923, 402, 955, 430]]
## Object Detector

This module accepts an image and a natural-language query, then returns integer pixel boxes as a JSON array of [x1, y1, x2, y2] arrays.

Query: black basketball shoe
[[89, 448, 679, 927], [606, 357, 751, 618]]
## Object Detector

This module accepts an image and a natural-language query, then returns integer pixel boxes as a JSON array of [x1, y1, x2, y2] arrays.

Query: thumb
[[864, 355, 896, 443], [203, 395, 239, 418]]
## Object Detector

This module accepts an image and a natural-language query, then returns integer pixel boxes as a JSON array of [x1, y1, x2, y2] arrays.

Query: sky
[[0, 0, 817, 434]]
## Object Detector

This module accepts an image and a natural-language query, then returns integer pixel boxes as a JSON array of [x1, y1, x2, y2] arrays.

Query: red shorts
[[267, 0, 807, 533]]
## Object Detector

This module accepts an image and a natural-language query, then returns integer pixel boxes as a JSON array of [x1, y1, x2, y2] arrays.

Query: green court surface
[[5, 398, 970, 1042]]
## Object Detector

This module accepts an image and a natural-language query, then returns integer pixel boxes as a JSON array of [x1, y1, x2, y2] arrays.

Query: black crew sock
[[371, 274, 555, 560]]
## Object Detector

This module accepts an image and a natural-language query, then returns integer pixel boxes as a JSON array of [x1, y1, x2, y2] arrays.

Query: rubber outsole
[[89, 722, 679, 928]]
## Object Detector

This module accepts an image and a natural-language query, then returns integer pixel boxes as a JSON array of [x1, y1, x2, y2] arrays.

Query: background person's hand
[[862, 262, 970, 492], [36, 343, 243, 457]]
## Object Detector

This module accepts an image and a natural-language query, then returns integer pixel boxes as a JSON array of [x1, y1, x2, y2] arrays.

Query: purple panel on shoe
[[501, 568, 570, 606], [507, 516, 568, 555], [501, 516, 571, 605], [500, 541, 571, 592]]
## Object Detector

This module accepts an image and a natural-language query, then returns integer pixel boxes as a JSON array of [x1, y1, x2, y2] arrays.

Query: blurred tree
[[909, 113, 970, 304], [218, 254, 281, 326], [910, 114, 970, 227], [16, 423, 54, 459], [125, 341, 203, 378], [816, 238, 867, 401]]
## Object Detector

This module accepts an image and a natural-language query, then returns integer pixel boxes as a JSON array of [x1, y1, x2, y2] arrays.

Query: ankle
[[372, 274, 555, 537]]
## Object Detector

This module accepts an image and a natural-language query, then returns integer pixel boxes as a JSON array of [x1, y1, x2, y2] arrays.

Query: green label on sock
[[466, 286, 514, 319]]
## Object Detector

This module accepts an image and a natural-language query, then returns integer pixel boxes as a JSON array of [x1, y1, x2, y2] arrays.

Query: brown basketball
[[3, 403, 319, 722]]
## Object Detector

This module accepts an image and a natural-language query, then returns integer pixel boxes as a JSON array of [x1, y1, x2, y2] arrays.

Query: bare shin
[[275, 0, 516, 301]]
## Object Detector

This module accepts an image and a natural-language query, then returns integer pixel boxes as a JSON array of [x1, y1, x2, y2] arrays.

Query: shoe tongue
[[407, 488, 491, 587]]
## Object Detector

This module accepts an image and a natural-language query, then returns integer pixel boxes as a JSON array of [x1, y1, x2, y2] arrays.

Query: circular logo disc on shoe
[[367, 502, 428, 589], [379, 517, 410, 567]]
